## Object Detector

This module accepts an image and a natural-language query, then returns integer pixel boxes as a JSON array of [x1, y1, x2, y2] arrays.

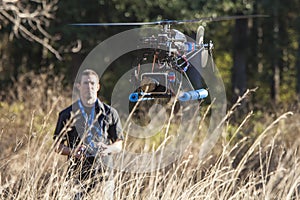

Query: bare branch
[[0, 0, 62, 60]]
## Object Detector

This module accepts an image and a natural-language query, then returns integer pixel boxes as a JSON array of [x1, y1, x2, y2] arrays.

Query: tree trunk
[[296, 41, 300, 101], [296, 18, 300, 101], [271, 62, 280, 103], [232, 17, 248, 102], [270, 6, 281, 103], [71, 53, 86, 81]]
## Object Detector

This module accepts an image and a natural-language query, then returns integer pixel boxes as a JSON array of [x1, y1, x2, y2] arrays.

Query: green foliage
[[1, 0, 300, 107]]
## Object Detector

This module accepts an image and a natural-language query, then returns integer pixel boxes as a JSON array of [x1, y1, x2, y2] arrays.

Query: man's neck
[[80, 98, 97, 107]]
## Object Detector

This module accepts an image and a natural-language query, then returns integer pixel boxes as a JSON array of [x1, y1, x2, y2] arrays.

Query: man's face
[[77, 74, 100, 106]]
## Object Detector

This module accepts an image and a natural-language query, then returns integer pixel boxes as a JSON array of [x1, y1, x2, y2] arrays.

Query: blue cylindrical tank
[[178, 89, 208, 101]]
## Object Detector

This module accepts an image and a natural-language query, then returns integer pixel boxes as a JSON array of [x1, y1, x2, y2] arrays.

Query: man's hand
[[97, 142, 110, 156], [55, 143, 86, 159], [72, 145, 86, 159], [97, 140, 123, 156], [56, 143, 72, 156]]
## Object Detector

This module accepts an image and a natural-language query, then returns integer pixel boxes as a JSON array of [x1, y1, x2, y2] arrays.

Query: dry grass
[[1, 70, 300, 200]]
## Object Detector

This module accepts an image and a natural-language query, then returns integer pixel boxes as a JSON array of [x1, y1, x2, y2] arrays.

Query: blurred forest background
[[1, 1, 300, 199], [1, 0, 300, 107]]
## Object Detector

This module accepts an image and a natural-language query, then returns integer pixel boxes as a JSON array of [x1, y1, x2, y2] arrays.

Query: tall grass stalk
[[1, 71, 299, 199]]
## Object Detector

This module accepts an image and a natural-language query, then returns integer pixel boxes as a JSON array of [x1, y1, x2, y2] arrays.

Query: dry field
[[1, 70, 300, 199]]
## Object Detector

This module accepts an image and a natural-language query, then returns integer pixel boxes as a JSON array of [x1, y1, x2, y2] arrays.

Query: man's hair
[[78, 69, 99, 83]]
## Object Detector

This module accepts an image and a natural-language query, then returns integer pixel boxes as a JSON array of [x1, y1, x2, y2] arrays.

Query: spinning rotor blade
[[70, 15, 268, 26], [70, 22, 160, 26], [70, 20, 180, 26], [176, 14, 268, 24]]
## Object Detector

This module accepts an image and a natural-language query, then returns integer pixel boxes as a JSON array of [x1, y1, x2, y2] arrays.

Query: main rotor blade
[[70, 22, 160, 26], [177, 14, 269, 24], [70, 15, 268, 26], [70, 20, 180, 26]]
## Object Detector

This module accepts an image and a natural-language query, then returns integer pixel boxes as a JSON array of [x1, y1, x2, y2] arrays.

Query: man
[[53, 69, 123, 199]]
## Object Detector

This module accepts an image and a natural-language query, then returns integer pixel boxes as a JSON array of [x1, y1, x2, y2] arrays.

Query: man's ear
[[97, 83, 101, 92]]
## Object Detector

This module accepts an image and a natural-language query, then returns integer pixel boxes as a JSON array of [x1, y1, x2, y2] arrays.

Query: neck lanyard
[[77, 99, 103, 151], [77, 99, 95, 129]]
